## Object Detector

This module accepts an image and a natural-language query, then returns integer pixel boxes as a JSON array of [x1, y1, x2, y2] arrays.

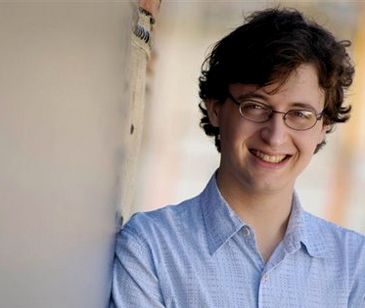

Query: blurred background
[[133, 1, 365, 235]]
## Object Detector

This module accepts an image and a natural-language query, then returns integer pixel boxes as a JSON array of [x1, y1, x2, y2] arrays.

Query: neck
[[216, 170, 294, 262]]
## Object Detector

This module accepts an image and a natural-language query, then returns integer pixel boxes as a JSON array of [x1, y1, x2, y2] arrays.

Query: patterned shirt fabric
[[110, 174, 365, 308]]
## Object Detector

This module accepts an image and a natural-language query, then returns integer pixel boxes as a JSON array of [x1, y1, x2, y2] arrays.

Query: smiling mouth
[[250, 150, 290, 164]]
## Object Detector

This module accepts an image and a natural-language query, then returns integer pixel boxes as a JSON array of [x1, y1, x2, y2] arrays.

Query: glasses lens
[[239, 101, 271, 122], [285, 110, 317, 130]]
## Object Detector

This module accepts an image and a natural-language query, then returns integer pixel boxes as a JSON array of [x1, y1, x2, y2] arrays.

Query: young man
[[111, 8, 365, 307]]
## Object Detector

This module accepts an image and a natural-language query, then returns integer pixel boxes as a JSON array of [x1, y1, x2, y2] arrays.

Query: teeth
[[253, 150, 286, 163]]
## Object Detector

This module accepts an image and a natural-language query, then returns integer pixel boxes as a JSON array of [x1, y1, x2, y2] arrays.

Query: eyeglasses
[[227, 93, 324, 131]]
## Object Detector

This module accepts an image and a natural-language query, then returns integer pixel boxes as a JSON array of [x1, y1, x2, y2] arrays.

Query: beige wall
[[0, 3, 134, 307]]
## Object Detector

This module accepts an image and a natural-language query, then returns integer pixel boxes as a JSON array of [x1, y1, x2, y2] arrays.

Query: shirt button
[[243, 226, 251, 236], [262, 274, 269, 282]]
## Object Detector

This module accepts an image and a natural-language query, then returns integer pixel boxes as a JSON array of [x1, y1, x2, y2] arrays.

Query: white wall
[[0, 3, 134, 307]]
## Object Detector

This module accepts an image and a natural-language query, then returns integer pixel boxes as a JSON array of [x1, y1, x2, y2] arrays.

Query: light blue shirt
[[111, 174, 365, 307]]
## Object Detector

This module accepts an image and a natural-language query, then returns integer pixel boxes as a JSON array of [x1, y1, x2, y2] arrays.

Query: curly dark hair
[[199, 8, 354, 153]]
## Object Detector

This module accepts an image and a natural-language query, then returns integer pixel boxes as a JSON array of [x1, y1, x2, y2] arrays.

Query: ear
[[206, 99, 222, 128]]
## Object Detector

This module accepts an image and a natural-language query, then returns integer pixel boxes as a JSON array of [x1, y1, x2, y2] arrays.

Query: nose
[[260, 113, 289, 147]]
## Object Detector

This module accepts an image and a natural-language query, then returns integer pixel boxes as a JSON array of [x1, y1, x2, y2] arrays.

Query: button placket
[[261, 273, 269, 283]]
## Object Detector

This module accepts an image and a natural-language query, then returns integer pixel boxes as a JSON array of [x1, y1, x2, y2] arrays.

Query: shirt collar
[[283, 192, 327, 258], [200, 173, 328, 258], [200, 173, 245, 256]]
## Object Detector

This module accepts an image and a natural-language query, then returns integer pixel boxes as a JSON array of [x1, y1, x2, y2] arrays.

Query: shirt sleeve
[[110, 226, 165, 308]]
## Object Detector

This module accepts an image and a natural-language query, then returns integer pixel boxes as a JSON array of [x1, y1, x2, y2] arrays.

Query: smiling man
[[207, 64, 327, 262], [111, 8, 365, 307]]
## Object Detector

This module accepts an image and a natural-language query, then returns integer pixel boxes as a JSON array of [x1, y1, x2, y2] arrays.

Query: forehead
[[230, 64, 325, 109]]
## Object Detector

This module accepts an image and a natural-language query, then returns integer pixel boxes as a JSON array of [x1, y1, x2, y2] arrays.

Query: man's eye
[[290, 110, 313, 119], [242, 102, 266, 110]]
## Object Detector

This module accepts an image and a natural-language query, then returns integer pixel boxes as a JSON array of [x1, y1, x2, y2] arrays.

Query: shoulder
[[304, 211, 365, 246], [304, 213, 365, 304], [117, 194, 203, 248], [304, 211, 365, 267]]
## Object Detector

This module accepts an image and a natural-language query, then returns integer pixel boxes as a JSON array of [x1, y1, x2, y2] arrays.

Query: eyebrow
[[235, 92, 319, 112], [235, 92, 267, 101]]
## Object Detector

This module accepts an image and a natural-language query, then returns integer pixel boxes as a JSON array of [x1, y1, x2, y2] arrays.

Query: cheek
[[220, 129, 239, 153], [296, 135, 322, 157], [298, 124, 326, 148], [314, 127, 326, 148], [220, 121, 258, 152]]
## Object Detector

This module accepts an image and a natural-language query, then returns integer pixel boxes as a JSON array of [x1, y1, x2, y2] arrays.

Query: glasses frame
[[227, 93, 324, 131]]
